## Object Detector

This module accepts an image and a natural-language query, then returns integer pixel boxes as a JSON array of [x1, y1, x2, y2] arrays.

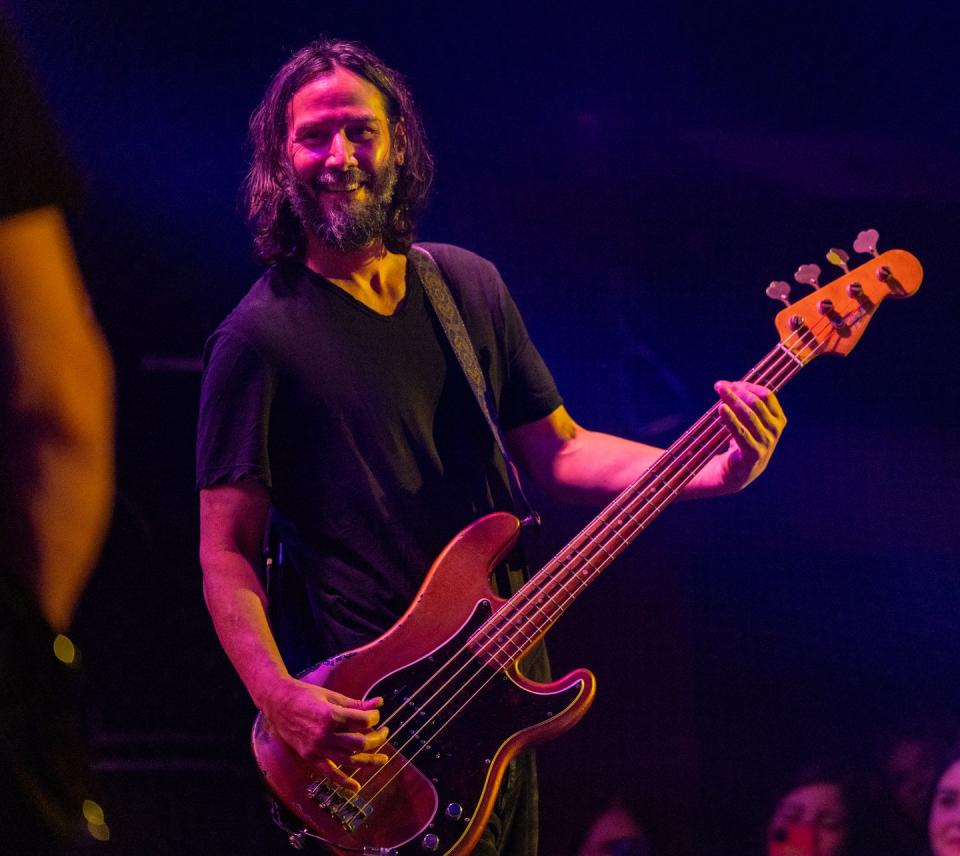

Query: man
[[197, 37, 785, 854], [1, 15, 115, 849]]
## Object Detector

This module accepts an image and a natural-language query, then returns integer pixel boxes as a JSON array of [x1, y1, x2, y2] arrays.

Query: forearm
[[540, 426, 664, 505], [512, 388, 785, 509], [0, 206, 115, 629], [200, 549, 294, 710], [544, 426, 757, 504], [25, 319, 114, 630]]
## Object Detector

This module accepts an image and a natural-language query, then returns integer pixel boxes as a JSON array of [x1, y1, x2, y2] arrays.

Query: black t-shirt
[[0, 17, 78, 220], [196, 243, 561, 670]]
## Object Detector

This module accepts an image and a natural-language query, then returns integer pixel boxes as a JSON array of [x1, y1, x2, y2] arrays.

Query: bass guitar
[[253, 231, 922, 855]]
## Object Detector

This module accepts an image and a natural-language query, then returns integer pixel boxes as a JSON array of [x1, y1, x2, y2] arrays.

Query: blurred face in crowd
[[929, 760, 960, 856], [767, 783, 848, 856], [886, 737, 940, 826], [578, 802, 648, 856]]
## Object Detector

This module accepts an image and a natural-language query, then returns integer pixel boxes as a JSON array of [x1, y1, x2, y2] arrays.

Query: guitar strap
[[408, 245, 541, 531]]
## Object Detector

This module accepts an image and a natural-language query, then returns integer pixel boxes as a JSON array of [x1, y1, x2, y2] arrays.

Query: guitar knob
[[422, 832, 440, 851], [446, 802, 464, 820]]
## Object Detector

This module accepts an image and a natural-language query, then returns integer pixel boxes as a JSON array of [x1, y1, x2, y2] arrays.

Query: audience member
[[927, 754, 960, 856], [763, 761, 877, 856]]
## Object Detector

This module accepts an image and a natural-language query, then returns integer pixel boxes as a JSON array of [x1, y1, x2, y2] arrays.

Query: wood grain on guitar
[[253, 236, 922, 855]]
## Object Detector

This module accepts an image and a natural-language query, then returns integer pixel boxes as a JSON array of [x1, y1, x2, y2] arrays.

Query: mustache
[[316, 168, 370, 190]]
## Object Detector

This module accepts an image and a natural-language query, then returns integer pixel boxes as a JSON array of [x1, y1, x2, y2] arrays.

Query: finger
[[718, 403, 761, 459], [326, 697, 383, 731], [733, 382, 786, 427], [715, 384, 766, 445], [329, 725, 390, 754], [346, 752, 390, 767], [324, 692, 383, 712], [716, 383, 773, 443], [317, 758, 362, 793], [769, 394, 785, 424]]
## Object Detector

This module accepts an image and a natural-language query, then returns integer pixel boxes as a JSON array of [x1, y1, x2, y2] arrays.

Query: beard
[[285, 160, 399, 253]]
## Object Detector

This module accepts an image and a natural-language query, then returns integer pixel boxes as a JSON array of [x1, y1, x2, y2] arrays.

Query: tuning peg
[[853, 228, 880, 256], [794, 263, 821, 290], [826, 248, 850, 273], [766, 280, 792, 307]]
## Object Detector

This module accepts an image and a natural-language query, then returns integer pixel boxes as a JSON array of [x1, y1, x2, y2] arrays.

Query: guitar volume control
[[446, 802, 464, 820], [421, 833, 440, 851]]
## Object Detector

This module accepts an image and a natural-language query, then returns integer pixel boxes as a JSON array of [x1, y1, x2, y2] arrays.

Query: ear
[[393, 119, 407, 167]]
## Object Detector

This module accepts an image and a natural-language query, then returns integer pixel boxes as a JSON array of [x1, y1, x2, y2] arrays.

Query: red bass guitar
[[252, 235, 922, 855]]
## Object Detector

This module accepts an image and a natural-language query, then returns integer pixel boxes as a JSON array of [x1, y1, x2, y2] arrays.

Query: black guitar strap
[[408, 245, 540, 531]]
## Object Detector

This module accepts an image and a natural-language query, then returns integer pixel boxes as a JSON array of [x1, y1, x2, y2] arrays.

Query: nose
[[325, 130, 357, 169]]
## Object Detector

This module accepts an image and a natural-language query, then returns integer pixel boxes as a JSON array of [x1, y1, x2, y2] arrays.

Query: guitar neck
[[470, 338, 808, 666]]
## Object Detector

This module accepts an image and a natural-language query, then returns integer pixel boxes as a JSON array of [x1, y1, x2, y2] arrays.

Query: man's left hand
[[689, 380, 786, 497]]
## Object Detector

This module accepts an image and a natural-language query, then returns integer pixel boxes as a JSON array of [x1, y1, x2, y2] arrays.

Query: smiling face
[[284, 64, 405, 252], [768, 783, 848, 856], [930, 760, 960, 856]]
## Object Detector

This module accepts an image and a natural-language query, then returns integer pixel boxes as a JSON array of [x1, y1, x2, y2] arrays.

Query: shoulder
[[412, 242, 509, 309], [413, 242, 504, 283], [207, 265, 302, 355]]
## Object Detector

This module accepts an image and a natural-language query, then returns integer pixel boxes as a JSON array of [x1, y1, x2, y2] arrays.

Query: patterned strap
[[409, 246, 540, 529]]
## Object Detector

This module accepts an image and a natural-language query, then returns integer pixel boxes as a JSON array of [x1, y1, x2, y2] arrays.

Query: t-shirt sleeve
[[0, 17, 80, 219], [196, 330, 276, 490], [495, 279, 563, 431]]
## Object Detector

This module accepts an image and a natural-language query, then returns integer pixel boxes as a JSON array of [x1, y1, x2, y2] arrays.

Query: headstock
[[767, 231, 922, 365]]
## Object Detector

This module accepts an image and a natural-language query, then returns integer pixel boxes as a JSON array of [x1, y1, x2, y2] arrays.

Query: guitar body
[[252, 512, 597, 855]]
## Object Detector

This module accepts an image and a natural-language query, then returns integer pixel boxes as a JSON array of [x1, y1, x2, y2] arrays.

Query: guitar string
[[458, 328, 814, 669], [349, 370, 789, 816], [365, 326, 813, 735], [320, 321, 824, 816], [337, 325, 828, 817], [486, 335, 811, 642], [493, 346, 805, 644], [323, 326, 821, 824], [321, 320, 824, 824], [443, 336, 807, 674], [340, 360, 814, 826]]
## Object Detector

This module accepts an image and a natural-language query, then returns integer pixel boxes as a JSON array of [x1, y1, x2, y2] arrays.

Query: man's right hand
[[261, 677, 390, 792]]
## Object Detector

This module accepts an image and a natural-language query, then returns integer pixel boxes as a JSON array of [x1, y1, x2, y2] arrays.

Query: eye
[[294, 126, 330, 146], [938, 791, 959, 809], [346, 125, 377, 142]]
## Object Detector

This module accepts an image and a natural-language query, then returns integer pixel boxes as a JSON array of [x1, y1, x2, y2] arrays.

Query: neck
[[301, 232, 408, 315], [302, 234, 394, 281]]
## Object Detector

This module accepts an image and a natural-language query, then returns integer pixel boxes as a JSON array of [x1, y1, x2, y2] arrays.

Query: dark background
[[7, 1, 959, 853]]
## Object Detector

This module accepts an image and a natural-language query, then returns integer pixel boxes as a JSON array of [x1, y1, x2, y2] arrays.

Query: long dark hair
[[243, 37, 434, 263]]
